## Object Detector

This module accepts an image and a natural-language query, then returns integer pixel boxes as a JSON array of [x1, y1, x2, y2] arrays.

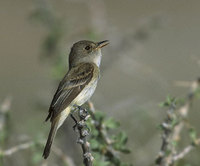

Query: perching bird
[[43, 40, 109, 159]]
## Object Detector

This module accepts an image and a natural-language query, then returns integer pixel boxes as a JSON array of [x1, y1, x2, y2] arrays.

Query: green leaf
[[159, 95, 176, 108], [189, 127, 197, 142], [113, 132, 130, 153], [94, 111, 105, 121], [90, 139, 100, 149], [104, 118, 120, 129], [119, 148, 131, 154], [156, 124, 163, 130], [117, 132, 128, 145], [93, 153, 111, 166], [91, 128, 99, 137], [159, 102, 167, 107]]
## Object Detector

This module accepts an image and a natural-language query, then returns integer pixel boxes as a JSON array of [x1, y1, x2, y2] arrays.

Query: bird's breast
[[74, 78, 98, 106]]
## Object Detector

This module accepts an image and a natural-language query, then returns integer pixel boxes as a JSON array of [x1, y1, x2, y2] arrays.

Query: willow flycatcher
[[43, 40, 109, 159]]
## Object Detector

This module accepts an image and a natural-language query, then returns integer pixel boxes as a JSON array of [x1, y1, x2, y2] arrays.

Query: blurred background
[[0, 0, 200, 166]]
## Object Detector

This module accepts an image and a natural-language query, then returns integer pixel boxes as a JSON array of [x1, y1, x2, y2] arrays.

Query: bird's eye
[[85, 45, 91, 50]]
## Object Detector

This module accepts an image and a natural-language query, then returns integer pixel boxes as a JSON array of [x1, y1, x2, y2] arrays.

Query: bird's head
[[69, 40, 109, 68]]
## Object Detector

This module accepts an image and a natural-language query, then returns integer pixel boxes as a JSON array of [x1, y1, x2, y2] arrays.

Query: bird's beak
[[96, 40, 109, 49]]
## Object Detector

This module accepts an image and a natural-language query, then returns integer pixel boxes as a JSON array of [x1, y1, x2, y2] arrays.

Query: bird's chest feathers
[[74, 78, 98, 105]]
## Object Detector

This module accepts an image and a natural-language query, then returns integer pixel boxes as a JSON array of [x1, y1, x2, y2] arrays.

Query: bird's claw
[[70, 113, 78, 131]]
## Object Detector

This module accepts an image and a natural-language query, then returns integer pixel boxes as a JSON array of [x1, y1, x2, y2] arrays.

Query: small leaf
[[118, 132, 128, 145], [113, 132, 130, 153], [92, 128, 99, 137], [159, 95, 176, 108], [90, 139, 100, 149], [94, 111, 105, 121], [104, 118, 120, 129], [166, 95, 176, 105], [119, 148, 131, 154], [159, 102, 168, 107], [93, 153, 111, 166], [189, 127, 197, 142], [157, 124, 164, 130]]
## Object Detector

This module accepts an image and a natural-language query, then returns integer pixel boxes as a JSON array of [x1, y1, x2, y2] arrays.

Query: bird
[[43, 40, 109, 159]]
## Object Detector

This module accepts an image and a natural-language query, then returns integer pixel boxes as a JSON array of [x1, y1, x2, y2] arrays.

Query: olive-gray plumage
[[43, 40, 109, 159]]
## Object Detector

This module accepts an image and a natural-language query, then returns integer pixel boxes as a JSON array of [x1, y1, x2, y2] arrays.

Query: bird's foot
[[70, 113, 78, 131], [71, 105, 91, 132], [73, 104, 90, 119], [79, 108, 89, 120]]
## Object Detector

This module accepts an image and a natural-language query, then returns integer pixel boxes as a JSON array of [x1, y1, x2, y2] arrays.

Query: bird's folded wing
[[45, 63, 95, 122]]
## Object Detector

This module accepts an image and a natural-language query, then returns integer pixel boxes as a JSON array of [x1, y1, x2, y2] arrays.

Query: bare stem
[[0, 141, 33, 156], [155, 104, 176, 166], [72, 107, 93, 166], [0, 140, 75, 166], [173, 138, 200, 161]]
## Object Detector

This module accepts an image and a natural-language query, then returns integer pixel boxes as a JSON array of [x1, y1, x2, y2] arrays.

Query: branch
[[155, 103, 177, 166], [88, 101, 112, 145], [0, 140, 75, 166], [87, 101, 122, 165], [155, 78, 200, 166], [0, 141, 33, 156], [173, 138, 200, 161], [172, 79, 200, 143], [71, 107, 94, 166]]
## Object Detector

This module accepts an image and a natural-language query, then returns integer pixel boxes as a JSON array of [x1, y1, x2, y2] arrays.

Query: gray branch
[[173, 138, 200, 162], [72, 107, 94, 166], [155, 78, 200, 166]]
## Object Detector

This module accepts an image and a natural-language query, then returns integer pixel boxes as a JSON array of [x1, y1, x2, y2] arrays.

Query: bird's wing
[[45, 63, 95, 122]]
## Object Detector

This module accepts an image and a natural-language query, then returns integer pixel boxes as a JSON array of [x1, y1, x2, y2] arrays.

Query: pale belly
[[56, 80, 98, 129], [73, 79, 98, 106]]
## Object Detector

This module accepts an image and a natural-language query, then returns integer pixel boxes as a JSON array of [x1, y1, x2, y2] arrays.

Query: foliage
[[86, 110, 131, 166], [156, 82, 200, 166]]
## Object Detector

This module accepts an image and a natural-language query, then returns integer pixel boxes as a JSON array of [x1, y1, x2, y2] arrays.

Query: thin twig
[[173, 138, 200, 161], [172, 79, 200, 146], [156, 78, 200, 166], [88, 101, 112, 145], [71, 107, 93, 166], [0, 141, 33, 156], [155, 103, 177, 166], [0, 140, 75, 166]]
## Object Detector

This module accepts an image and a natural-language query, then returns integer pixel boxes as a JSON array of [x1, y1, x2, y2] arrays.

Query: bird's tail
[[43, 120, 58, 159], [43, 107, 71, 159]]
